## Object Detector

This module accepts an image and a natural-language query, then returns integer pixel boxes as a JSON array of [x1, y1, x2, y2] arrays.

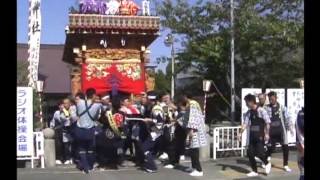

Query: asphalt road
[[17, 152, 300, 180]]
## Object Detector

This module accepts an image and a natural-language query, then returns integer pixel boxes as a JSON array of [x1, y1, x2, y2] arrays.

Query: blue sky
[[17, 0, 174, 72]]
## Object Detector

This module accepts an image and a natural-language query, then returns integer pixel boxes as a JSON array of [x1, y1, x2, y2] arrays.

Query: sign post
[[17, 87, 34, 167]]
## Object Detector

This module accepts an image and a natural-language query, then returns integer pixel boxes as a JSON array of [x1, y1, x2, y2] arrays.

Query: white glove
[[150, 132, 157, 141]]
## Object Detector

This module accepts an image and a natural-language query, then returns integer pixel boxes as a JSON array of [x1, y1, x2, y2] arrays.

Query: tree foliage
[[156, 0, 304, 122], [154, 69, 171, 94], [17, 61, 29, 86]]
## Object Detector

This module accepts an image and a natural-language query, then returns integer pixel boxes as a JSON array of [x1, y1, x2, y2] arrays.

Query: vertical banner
[[17, 87, 34, 157], [27, 0, 41, 88], [287, 89, 304, 144], [241, 88, 261, 146]]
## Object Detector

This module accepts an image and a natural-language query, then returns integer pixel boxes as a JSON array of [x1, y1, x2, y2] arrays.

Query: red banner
[[81, 63, 145, 95]]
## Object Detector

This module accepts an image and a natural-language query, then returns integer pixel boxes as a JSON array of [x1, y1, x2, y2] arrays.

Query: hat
[[147, 91, 157, 100]]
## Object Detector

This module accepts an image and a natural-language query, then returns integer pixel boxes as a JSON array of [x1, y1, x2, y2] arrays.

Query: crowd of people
[[49, 88, 304, 179], [49, 88, 207, 176], [239, 91, 304, 179]]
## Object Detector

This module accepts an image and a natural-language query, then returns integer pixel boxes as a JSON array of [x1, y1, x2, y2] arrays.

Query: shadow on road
[[236, 159, 251, 166], [215, 163, 250, 174], [173, 164, 193, 173], [214, 158, 269, 175]]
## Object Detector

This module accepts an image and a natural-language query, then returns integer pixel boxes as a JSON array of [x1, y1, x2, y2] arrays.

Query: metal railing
[[212, 126, 244, 160], [211, 126, 297, 160]]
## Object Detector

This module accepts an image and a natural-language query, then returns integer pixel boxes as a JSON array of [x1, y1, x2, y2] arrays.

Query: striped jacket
[[266, 103, 292, 144], [186, 100, 207, 148]]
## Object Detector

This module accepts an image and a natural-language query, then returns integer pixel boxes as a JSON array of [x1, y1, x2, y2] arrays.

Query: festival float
[[62, 0, 159, 96]]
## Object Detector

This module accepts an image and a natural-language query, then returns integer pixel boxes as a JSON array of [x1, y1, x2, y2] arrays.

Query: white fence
[[212, 126, 244, 160], [17, 132, 45, 168]]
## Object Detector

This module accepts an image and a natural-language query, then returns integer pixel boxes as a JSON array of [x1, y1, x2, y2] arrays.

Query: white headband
[[102, 95, 110, 100], [148, 95, 157, 100]]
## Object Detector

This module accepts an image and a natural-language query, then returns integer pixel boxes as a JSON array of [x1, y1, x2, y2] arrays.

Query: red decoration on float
[[81, 63, 145, 95]]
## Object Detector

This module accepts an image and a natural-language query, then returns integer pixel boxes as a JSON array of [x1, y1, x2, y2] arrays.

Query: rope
[[211, 80, 231, 107]]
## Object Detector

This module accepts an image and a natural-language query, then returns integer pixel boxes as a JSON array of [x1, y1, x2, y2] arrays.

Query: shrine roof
[[17, 43, 71, 94]]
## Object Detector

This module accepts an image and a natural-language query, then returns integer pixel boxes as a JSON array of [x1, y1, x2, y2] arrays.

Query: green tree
[[156, 0, 304, 122], [17, 61, 29, 86], [154, 69, 171, 94]]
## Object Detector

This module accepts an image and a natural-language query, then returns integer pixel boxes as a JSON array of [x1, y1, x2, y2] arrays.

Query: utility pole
[[230, 0, 235, 125], [165, 33, 175, 99], [171, 42, 175, 99]]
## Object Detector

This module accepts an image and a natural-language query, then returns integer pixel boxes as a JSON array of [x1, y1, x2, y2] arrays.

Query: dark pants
[[153, 135, 165, 157], [54, 129, 64, 161], [266, 134, 289, 166], [63, 142, 72, 161], [167, 139, 185, 165], [96, 129, 124, 168], [190, 148, 202, 172], [248, 139, 269, 172], [71, 142, 79, 163], [74, 126, 96, 172], [167, 143, 179, 165], [70, 123, 79, 162], [123, 136, 134, 157], [167, 125, 188, 165], [140, 137, 157, 171], [175, 126, 187, 161], [133, 140, 145, 166]]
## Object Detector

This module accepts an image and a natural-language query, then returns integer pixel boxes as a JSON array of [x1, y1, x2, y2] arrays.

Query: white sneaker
[[145, 168, 157, 173], [247, 171, 259, 177], [284, 166, 292, 172], [164, 164, 174, 169], [189, 170, 203, 177], [159, 153, 168, 160], [94, 163, 100, 168], [265, 162, 272, 174], [180, 155, 185, 161], [267, 156, 271, 161], [99, 167, 106, 171], [64, 160, 72, 165], [55, 160, 62, 165]]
